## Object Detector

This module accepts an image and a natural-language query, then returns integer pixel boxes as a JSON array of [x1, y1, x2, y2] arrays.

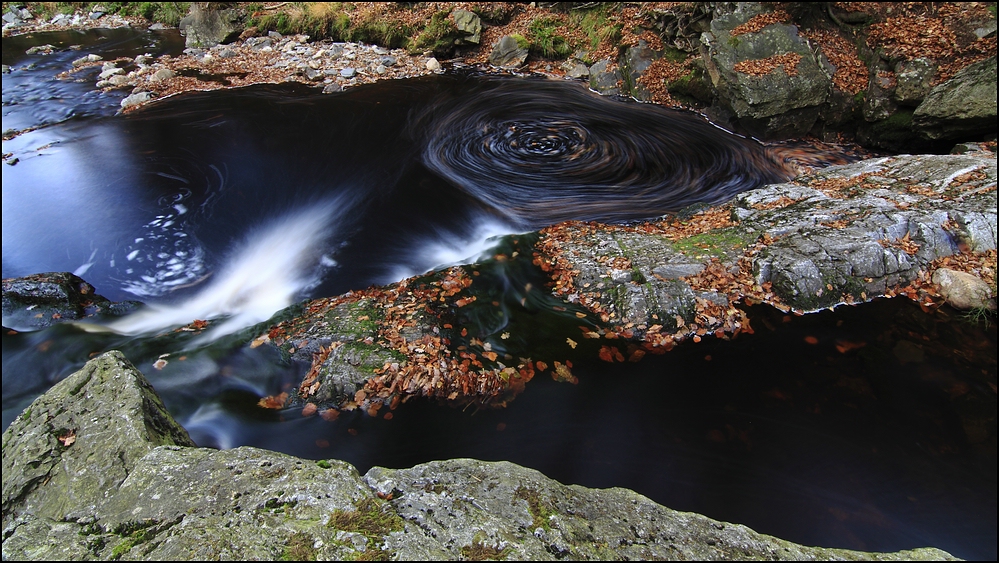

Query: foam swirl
[[419, 77, 791, 228]]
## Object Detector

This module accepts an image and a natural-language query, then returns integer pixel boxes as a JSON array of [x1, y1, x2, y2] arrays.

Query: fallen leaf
[[566, 338, 577, 349], [57, 429, 76, 447], [835, 340, 867, 354], [258, 392, 289, 409], [302, 403, 318, 417], [804, 336, 819, 345], [320, 408, 340, 421]]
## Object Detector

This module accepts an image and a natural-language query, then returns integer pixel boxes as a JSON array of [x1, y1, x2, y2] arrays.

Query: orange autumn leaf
[[192, 319, 208, 329], [57, 429, 76, 447], [804, 336, 819, 345], [835, 340, 867, 354], [320, 408, 340, 421], [598, 346, 615, 362], [535, 360, 548, 371], [302, 403, 318, 417], [628, 349, 646, 362], [257, 392, 289, 409], [482, 351, 499, 362]]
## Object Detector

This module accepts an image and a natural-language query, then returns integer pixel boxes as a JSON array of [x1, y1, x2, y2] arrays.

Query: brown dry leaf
[[257, 392, 289, 409], [566, 338, 578, 349], [320, 408, 340, 421], [57, 429, 76, 447], [302, 403, 318, 417]]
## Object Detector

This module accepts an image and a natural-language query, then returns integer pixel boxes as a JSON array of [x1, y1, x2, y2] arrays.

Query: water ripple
[[418, 77, 792, 228]]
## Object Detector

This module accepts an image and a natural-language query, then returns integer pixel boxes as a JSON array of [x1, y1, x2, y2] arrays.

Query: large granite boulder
[[700, 4, 832, 138], [913, 56, 997, 141], [1, 352, 957, 561]]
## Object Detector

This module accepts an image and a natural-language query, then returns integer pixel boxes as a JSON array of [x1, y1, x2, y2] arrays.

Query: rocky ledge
[[249, 151, 996, 416], [1, 351, 957, 561]]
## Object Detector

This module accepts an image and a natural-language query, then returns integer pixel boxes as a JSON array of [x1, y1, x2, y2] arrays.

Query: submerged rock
[[2, 272, 139, 331], [0, 352, 958, 561]]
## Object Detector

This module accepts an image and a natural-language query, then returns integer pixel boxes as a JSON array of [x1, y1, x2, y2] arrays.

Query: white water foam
[[380, 218, 518, 284], [107, 200, 346, 341]]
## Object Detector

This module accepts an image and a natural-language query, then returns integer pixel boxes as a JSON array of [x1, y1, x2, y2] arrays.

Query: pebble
[[340, 67, 356, 78], [426, 57, 441, 71]]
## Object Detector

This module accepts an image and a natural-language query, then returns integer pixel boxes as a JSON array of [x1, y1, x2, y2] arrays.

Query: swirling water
[[2, 29, 995, 559]]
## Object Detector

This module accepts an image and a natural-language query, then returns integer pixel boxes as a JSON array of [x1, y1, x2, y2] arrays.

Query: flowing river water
[[2, 28, 995, 559]]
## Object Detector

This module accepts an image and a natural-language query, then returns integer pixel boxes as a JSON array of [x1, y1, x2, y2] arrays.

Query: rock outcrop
[[1, 352, 958, 561], [2, 272, 140, 331], [913, 56, 998, 141]]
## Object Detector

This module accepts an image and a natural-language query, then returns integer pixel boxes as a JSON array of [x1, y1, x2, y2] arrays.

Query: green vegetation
[[672, 227, 757, 257], [527, 16, 574, 58], [316, 459, 333, 469], [109, 520, 157, 560], [514, 487, 555, 531], [461, 537, 510, 561], [21, 2, 190, 26], [410, 10, 459, 55], [328, 497, 404, 548], [575, 4, 622, 53], [281, 531, 318, 561]]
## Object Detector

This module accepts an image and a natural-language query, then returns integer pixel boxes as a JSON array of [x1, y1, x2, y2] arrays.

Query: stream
[[2, 28, 996, 559]]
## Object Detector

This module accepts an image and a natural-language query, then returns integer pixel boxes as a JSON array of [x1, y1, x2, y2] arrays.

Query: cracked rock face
[[1, 350, 958, 560]]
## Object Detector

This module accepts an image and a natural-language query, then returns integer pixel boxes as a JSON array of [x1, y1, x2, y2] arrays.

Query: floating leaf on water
[[500, 332, 510, 339], [257, 392, 289, 409], [302, 403, 317, 417], [319, 408, 340, 421], [536, 360, 548, 371], [804, 335, 819, 345], [152, 358, 168, 370], [566, 338, 577, 349]]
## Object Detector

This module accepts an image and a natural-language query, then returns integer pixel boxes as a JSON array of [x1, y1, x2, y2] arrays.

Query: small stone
[[108, 75, 131, 88], [374, 64, 387, 75], [932, 268, 995, 310], [426, 57, 441, 71], [340, 67, 356, 78], [488, 35, 528, 69], [380, 55, 397, 67], [72, 53, 102, 67], [567, 62, 590, 79], [323, 83, 343, 94], [1, 64, 10, 74], [120, 91, 153, 110], [98, 67, 124, 80], [149, 68, 175, 82]]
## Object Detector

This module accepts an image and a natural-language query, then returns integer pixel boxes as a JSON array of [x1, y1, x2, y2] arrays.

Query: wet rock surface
[[1, 353, 959, 561], [2, 272, 140, 331], [534, 153, 996, 344]]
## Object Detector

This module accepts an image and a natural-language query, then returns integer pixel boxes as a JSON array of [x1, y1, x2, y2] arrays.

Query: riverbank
[[4, 2, 996, 151], [1, 350, 961, 561]]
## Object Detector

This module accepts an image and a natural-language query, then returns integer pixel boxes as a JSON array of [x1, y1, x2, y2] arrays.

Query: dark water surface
[[3, 29, 996, 560]]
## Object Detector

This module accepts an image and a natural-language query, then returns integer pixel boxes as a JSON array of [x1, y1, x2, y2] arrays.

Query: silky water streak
[[107, 198, 350, 340]]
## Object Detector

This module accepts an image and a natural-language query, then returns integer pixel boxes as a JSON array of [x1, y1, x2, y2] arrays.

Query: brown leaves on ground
[[733, 52, 802, 77], [879, 232, 921, 256], [731, 10, 792, 36], [802, 29, 867, 95]]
